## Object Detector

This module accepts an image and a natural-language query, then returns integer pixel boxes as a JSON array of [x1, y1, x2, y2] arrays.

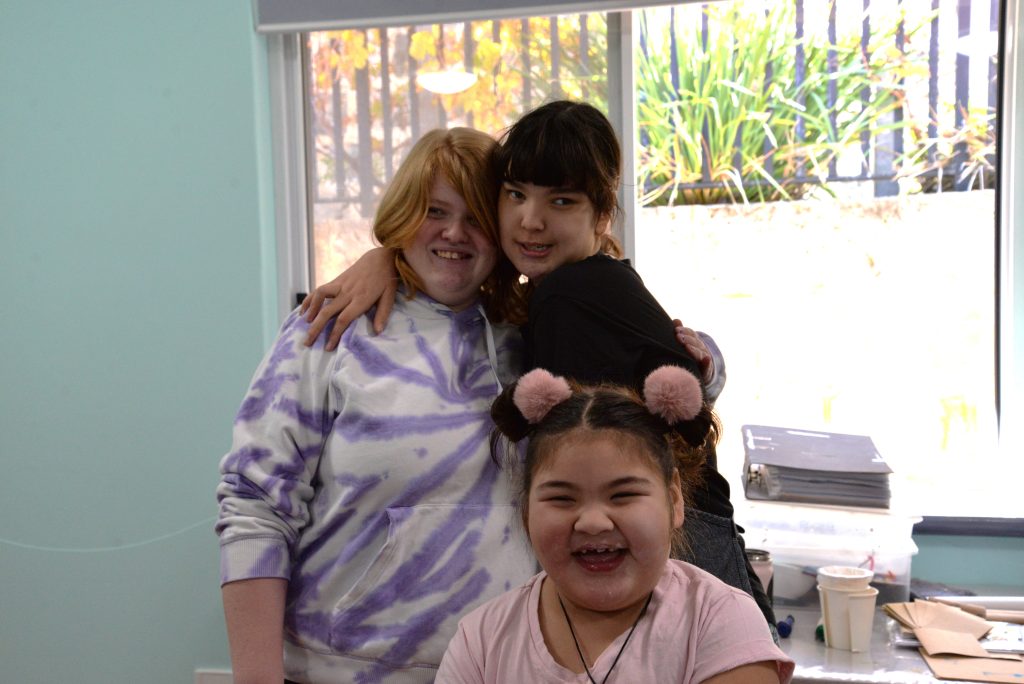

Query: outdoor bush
[[636, 2, 938, 206]]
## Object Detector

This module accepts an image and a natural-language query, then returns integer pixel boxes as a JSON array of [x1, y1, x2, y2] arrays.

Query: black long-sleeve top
[[521, 253, 734, 520]]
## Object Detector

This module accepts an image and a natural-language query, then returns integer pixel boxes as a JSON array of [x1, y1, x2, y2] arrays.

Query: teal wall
[[0, 1, 273, 682], [0, 2, 1020, 683], [914, 536, 1024, 590]]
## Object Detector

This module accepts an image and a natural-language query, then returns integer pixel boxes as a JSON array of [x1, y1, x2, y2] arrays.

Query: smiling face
[[525, 429, 684, 615], [498, 181, 608, 282], [402, 176, 497, 311]]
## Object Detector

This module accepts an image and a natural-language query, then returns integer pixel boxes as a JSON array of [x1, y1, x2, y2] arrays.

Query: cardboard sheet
[[920, 652, 1024, 683], [884, 600, 993, 639], [885, 600, 1024, 681], [915, 628, 1021, 660]]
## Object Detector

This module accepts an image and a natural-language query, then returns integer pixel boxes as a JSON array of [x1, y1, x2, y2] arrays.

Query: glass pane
[[305, 15, 609, 287], [634, 0, 1003, 517]]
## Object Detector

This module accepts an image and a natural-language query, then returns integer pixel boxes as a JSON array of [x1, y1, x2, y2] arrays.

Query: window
[[631, 1, 1007, 521], [263, 0, 1021, 525], [303, 16, 610, 286]]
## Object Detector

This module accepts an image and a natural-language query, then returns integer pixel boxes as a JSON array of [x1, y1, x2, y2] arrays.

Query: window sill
[[913, 516, 1024, 537]]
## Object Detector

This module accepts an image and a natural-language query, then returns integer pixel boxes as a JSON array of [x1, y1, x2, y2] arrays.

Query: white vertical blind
[[251, 0, 696, 32]]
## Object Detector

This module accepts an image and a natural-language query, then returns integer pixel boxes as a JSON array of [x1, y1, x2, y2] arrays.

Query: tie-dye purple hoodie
[[216, 293, 536, 683]]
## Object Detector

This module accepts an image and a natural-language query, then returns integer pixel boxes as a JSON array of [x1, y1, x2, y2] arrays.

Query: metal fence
[[305, 16, 604, 216], [306, 0, 999, 212]]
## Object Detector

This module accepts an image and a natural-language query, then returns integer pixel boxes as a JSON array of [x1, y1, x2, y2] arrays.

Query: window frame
[[266, 32, 312, 319], [262, 1, 1024, 533]]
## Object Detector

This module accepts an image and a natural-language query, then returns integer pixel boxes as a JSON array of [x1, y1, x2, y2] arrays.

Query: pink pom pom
[[513, 369, 573, 424], [643, 366, 702, 423]]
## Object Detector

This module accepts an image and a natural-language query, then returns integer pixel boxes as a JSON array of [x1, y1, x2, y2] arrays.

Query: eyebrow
[[607, 476, 655, 488], [502, 180, 583, 195], [534, 476, 654, 491]]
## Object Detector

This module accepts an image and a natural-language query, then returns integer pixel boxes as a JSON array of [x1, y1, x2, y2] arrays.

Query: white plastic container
[[737, 501, 920, 606]]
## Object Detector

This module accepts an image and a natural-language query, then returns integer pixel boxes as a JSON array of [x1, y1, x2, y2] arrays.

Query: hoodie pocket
[[328, 502, 534, 665]]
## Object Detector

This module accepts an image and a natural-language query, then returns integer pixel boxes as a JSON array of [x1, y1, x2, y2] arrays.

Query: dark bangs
[[495, 101, 621, 218]]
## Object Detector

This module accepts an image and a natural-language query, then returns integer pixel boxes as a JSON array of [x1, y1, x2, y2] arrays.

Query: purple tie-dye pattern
[[449, 316, 487, 390], [235, 313, 306, 423], [334, 409, 486, 441], [352, 569, 491, 684], [300, 422, 493, 592], [274, 395, 329, 434], [236, 314, 334, 447], [295, 440, 324, 464], [327, 537, 486, 654], [384, 422, 496, 509], [462, 362, 490, 390], [217, 474, 262, 502], [346, 333, 435, 387], [221, 441, 314, 519], [348, 315, 497, 404], [265, 464, 301, 517], [405, 529, 482, 600], [220, 444, 303, 511], [413, 333, 455, 392], [220, 296, 525, 679], [251, 543, 288, 576], [285, 507, 359, 613], [219, 472, 301, 519], [328, 563, 491, 659], [335, 472, 386, 506], [321, 428, 502, 657], [292, 507, 356, 570], [222, 436, 322, 479], [286, 423, 500, 656], [219, 444, 273, 474], [439, 327, 505, 402]]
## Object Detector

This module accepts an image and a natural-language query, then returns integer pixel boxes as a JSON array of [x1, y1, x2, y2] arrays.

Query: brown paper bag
[[921, 652, 1024, 683]]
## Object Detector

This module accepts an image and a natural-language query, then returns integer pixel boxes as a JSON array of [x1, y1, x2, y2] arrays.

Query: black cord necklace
[[557, 591, 654, 684]]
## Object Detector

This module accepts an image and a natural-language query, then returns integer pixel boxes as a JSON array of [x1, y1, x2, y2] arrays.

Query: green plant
[[898, 102, 996, 193], [636, 2, 929, 206]]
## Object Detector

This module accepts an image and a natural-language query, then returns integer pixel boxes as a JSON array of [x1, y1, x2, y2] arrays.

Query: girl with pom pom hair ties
[[436, 367, 794, 684]]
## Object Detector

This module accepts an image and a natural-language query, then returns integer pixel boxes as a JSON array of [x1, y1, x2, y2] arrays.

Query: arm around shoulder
[[301, 246, 399, 349], [696, 330, 726, 404]]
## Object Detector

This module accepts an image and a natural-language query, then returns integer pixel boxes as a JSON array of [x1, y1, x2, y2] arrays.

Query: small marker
[[777, 614, 795, 638]]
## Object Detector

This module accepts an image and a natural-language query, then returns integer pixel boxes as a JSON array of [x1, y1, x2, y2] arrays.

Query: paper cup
[[818, 584, 879, 652], [817, 565, 873, 591]]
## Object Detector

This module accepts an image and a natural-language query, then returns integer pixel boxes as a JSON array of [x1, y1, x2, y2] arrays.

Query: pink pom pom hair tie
[[643, 365, 703, 424], [512, 369, 573, 424]]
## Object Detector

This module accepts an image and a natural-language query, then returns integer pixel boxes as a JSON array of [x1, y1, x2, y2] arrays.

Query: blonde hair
[[373, 127, 517, 322]]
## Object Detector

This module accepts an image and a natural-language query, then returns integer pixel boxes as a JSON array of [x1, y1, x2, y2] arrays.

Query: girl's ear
[[669, 470, 685, 529]]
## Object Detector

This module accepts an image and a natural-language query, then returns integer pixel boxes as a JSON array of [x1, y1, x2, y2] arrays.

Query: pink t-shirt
[[437, 559, 795, 684]]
